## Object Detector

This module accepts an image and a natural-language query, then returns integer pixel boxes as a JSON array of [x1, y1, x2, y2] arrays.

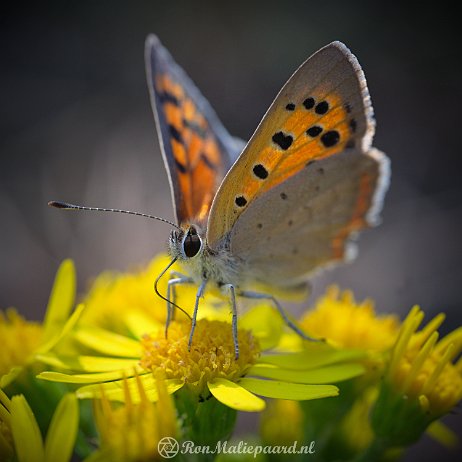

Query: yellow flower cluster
[[0, 256, 460, 462]]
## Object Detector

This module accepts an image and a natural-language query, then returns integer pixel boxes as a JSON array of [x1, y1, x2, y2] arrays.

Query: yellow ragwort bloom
[[0, 260, 77, 388], [368, 306, 462, 449], [0, 310, 42, 384], [387, 306, 462, 418], [37, 256, 365, 412], [300, 286, 400, 352]]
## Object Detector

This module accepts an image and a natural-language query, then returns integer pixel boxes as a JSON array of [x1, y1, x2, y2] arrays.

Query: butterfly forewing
[[145, 35, 240, 225], [207, 41, 375, 245]]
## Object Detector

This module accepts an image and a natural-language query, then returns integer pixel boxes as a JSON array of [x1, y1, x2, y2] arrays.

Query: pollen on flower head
[[387, 306, 462, 417], [0, 309, 43, 377], [140, 319, 261, 395], [300, 286, 399, 352]]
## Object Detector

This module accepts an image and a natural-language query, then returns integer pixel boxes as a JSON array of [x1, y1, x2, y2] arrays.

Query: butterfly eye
[[182, 230, 202, 258]]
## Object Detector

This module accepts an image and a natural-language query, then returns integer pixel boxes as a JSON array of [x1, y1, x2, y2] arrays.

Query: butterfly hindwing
[[229, 147, 389, 289], [207, 41, 376, 246], [145, 35, 241, 225]]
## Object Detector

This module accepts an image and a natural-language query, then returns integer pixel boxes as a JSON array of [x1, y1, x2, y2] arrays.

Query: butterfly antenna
[[155, 257, 192, 321], [48, 200, 181, 230]]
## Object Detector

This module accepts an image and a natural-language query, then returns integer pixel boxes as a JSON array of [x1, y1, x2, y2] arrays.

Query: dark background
[[1, 1, 461, 460]]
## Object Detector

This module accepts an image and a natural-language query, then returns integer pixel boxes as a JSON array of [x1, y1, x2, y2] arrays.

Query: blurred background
[[1, 1, 461, 459]]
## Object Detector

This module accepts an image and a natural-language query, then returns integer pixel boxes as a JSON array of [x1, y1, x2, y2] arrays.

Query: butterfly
[[50, 35, 390, 359]]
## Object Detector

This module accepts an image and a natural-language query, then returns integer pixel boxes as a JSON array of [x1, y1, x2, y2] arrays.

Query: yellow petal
[[248, 363, 365, 384], [42, 260, 76, 342], [259, 348, 365, 370], [208, 378, 266, 412], [0, 366, 24, 389], [0, 388, 11, 424], [37, 353, 140, 373], [240, 305, 283, 350], [122, 310, 162, 338], [38, 367, 144, 384], [76, 376, 184, 402], [74, 326, 142, 357], [427, 420, 458, 448], [44, 394, 79, 462], [37, 304, 85, 354], [238, 378, 338, 400], [274, 332, 305, 353], [10, 395, 45, 462]]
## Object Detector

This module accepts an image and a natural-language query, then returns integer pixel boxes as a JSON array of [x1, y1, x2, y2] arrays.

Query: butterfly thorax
[[168, 224, 243, 288]]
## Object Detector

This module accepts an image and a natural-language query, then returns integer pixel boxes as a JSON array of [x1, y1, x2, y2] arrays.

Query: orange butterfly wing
[[145, 35, 242, 225], [207, 42, 376, 246]]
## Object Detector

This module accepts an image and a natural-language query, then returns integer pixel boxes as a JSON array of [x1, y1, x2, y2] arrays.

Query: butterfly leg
[[223, 284, 239, 360], [238, 290, 323, 343], [166, 272, 193, 337], [188, 279, 207, 351]]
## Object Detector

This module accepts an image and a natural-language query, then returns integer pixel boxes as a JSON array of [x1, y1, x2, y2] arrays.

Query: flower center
[[0, 309, 43, 376], [139, 319, 260, 393]]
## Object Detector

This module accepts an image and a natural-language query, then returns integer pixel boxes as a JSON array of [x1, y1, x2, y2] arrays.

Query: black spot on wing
[[235, 196, 247, 207], [280, 192, 288, 200], [303, 97, 315, 109], [253, 164, 269, 179], [169, 124, 183, 144], [272, 132, 293, 150], [320, 130, 340, 147], [285, 103, 295, 111], [315, 101, 329, 115], [160, 91, 180, 106], [306, 125, 323, 137], [175, 158, 187, 174]]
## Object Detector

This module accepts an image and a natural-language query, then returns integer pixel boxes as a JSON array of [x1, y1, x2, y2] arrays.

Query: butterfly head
[[169, 224, 204, 261]]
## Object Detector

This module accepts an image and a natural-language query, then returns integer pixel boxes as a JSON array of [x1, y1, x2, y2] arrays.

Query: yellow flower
[[0, 260, 78, 388], [38, 310, 350, 412], [386, 306, 462, 418], [0, 387, 78, 462], [37, 256, 365, 412], [299, 286, 399, 352], [0, 310, 42, 382], [87, 374, 177, 462], [370, 306, 462, 447]]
